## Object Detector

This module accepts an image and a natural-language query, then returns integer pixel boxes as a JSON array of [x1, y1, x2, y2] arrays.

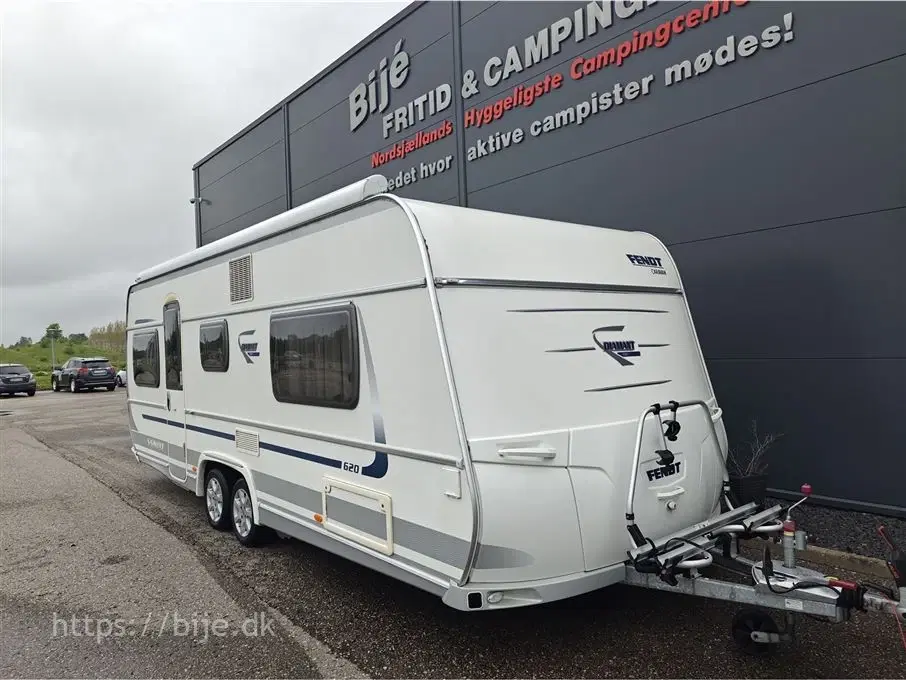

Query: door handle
[[167, 392, 170, 411], [497, 445, 557, 460], [657, 487, 685, 500]]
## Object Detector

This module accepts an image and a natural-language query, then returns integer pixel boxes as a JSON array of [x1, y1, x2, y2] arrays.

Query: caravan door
[[163, 300, 187, 482]]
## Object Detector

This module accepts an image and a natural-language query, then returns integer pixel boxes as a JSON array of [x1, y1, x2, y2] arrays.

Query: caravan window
[[270, 304, 359, 409], [199, 320, 229, 372], [132, 331, 160, 387]]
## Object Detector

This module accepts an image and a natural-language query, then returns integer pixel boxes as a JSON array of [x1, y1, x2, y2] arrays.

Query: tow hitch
[[621, 401, 906, 656]]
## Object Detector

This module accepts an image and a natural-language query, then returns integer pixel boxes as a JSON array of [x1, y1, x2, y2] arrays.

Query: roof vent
[[228, 254, 253, 303]]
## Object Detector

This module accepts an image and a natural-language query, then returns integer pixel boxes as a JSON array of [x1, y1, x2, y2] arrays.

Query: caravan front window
[[132, 331, 160, 388], [270, 304, 359, 409]]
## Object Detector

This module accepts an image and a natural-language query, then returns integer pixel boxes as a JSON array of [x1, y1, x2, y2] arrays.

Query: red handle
[[878, 525, 898, 550]]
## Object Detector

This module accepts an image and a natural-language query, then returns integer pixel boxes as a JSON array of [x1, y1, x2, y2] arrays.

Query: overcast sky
[[1, 0, 408, 346]]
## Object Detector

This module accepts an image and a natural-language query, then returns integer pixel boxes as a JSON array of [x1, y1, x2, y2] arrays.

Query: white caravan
[[125, 176, 906, 636]]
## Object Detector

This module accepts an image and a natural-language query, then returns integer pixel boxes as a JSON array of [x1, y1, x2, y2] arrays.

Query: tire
[[27, 390, 35, 397], [107, 385, 116, 391], [51, 377, 59, 392], [731, 607, 779, 656], [69, 379, 79, 393], [230, 478, 272, 546], [204, 468, 232, 530]]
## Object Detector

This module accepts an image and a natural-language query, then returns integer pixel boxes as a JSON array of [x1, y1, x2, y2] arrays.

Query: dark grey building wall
[[196, 110, 288, 243], [192, 1, 906, 516]]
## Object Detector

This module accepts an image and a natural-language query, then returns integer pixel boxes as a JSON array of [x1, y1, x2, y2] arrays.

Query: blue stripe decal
[[141, 413, 384, 475], [259, 441, 342, 469], [143, 414, 185, 428], [358, 317, 389, 480], [186, 423, 235, 441]]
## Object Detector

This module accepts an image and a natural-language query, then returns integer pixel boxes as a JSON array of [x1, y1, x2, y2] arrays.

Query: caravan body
[[125, 176, 728, 611]]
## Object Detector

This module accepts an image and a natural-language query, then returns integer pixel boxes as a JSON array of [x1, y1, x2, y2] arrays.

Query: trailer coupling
[[622, 485, 906, 656]]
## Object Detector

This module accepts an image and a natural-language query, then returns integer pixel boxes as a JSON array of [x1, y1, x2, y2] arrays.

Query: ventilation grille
[[235, 429, 260, 456], [228, 254, 253, 303]]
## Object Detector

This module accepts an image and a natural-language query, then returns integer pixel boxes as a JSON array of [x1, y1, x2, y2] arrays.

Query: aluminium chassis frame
[[619, 400, 906, 654]]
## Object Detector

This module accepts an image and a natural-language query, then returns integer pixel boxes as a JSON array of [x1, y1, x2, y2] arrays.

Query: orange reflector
[[314, 514, 323, 523]]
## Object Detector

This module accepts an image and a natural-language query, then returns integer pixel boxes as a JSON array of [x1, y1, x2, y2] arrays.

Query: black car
[[52, 357, 117, 393], [0, 363, 37, 396]]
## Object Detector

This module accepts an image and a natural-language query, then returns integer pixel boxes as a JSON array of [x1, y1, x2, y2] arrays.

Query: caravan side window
[[132, 331, 160, 388], [270, 304, 359, 409], [199, 320, 229, 372]]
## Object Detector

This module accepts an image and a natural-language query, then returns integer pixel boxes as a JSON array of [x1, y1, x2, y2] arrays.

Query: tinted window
[[84, 359, 111, 368], [0, 365, 28, 374], [163, 302, 182, 390], [270, 305, 359, 409], [132, 331, 160, 388], [200, 320, 229, 372]]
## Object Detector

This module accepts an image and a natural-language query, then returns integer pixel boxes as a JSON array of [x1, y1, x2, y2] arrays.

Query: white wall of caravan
[[408, 200, 683, 291], [436, 287, 715, 438], [470, 463, 585, 584], [127, 199, 477, 582]]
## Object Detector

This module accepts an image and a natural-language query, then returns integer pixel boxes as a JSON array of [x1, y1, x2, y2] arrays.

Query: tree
[[88, 321, 126, 353], [68, 333, 88, 344], [12, 336, 32, 347], [45, 322, 64, 367], [44, 323, 63, 342]]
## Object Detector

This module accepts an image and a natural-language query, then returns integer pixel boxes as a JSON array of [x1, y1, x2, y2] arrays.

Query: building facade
[[192, 0, 906, 516]]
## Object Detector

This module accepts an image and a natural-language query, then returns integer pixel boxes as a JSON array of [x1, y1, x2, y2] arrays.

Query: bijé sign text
[[348, 0, 663, 139]]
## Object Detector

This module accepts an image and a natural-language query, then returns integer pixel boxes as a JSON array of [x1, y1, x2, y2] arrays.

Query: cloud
[[0, 0, 408, 344]]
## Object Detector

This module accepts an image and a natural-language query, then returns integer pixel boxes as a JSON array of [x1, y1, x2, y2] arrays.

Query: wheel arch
[[195, 452, 260, 523]]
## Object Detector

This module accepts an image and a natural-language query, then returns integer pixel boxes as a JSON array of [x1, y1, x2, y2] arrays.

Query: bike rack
[[621, 399, 906, 655]]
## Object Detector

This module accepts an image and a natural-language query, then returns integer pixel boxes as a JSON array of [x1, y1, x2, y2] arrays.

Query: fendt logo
[[592, 325, 642, 366], [626, 253, 664, 268], [238, 330, 260, 364], [646, 460, 682, 482]]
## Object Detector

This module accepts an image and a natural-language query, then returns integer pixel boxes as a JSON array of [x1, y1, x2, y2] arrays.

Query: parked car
[[51, 357, 117, 393], [0, 363, 37, 396], [115, 369, 127, 387]]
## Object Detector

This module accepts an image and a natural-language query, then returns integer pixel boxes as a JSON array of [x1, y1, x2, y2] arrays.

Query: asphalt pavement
[[1, 390, 904, 678]]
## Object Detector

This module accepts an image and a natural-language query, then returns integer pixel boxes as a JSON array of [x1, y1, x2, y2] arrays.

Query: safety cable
[[764, 572, 905, 654]]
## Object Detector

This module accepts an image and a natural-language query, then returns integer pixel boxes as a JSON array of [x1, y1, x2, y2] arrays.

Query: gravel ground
[[765, 496, 906, 561], [1, 390, 904, 678]]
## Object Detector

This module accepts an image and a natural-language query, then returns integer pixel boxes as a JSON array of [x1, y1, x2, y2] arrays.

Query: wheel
[[51, 377, 59, 392], [204, 468, 232, 530], [27, 390, 35, 397], [115, 376, 123, 387], [107, 385, 115, 391], [731, 607, 780, 656], [69, 379, 79, 393], [230, 478, 272, 546]]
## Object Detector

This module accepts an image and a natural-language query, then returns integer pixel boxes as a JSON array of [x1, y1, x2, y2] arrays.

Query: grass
[[0, 343, 125, 391]]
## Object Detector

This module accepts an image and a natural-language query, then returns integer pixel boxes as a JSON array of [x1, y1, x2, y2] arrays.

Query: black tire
[[107, 385, 116, 391], [69, 379, 80, 393], [51, 377, 59, 392], [731, 607, 779, 656], [27, 390, 35, 397], [204, 468, 232, 530], [230, 477, 272, 546]]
